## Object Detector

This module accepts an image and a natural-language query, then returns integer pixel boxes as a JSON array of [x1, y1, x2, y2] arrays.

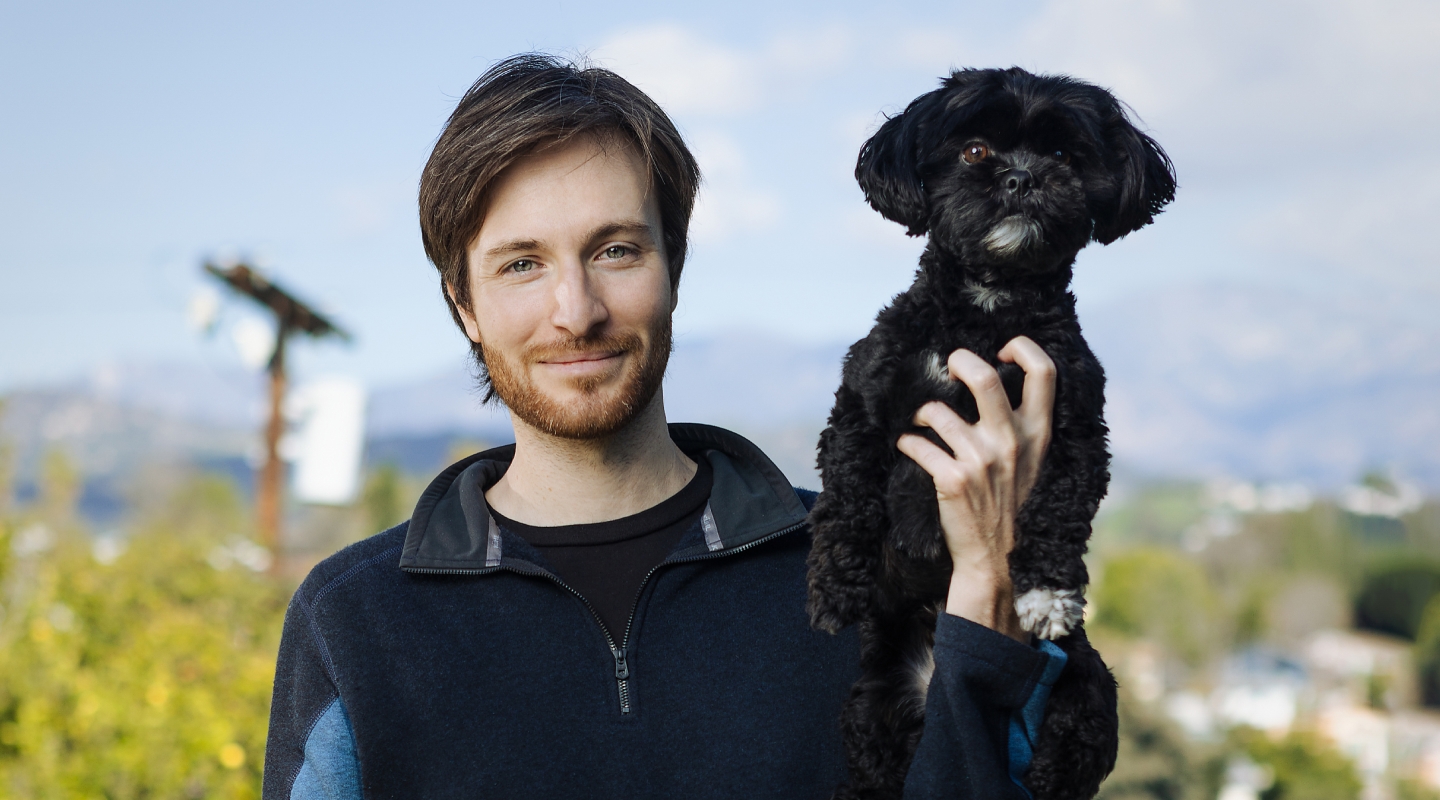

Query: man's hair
[[419, 53, 701, 341]]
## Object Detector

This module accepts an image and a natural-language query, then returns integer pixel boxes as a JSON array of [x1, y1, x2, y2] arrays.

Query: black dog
[[806, 67, 1175, 800]]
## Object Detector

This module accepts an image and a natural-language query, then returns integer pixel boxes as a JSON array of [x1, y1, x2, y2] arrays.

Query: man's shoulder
[[794, 487, 819, 513], [293, 523, 410, 611]]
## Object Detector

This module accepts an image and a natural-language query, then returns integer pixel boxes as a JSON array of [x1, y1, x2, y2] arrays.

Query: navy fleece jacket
[[263, 424, 1063, 799]]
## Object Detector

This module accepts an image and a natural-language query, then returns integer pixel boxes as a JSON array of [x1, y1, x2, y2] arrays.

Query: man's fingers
[[946, 349, 1013, 426], [897, 433, 975, 495], [912, 401, 984, 466], [998, 336, 1056, 428]]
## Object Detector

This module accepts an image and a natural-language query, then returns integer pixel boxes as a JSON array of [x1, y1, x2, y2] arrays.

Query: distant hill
[[1084, 284, 1440, 488], [4, 283, 1437, 509]]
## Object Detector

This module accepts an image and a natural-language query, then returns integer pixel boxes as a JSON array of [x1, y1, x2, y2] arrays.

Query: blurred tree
[[1397, 779, 1440, 800], [1232, 582, 1271, 646], [1413, 592, 1440, 706], [1091, 483, 1206, 556], [363, 463, 405, 535], [0, 475, 286, 798], [0, 398, 13, 518], [1093, 548, 1219, 664], [1231, 727, 1362, 800], [1096, 690, 1218, 800], [39, 449, 81, 527], [1354, 560, 1440, 640]]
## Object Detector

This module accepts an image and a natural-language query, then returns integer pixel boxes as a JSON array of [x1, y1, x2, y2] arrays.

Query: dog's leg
[[1007, 346, 1109, 641], [1008, 464, 1093, 639], [1022, 624, 1119, 800], [808, 384, 892, 633], [834, 609, 936, 800]]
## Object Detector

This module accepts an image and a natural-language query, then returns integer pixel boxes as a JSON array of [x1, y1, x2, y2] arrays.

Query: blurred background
[[2, 0, 1438, 797]]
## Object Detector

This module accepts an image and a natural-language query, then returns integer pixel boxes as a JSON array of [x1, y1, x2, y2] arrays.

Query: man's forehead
[[470, 136, 660, 257]]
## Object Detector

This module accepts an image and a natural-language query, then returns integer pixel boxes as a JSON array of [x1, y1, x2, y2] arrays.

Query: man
[[264, 54, 1063, 799]]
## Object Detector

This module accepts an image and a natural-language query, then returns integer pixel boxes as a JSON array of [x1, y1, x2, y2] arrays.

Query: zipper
[[403, 519, 808, 716], [489, 564, 634, 713]]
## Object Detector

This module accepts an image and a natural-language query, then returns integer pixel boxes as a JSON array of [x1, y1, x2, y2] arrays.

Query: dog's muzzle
[[982, 215, 1043, 257]]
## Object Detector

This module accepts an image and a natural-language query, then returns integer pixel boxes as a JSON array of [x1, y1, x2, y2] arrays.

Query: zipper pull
[[612, 647, 629, 680]]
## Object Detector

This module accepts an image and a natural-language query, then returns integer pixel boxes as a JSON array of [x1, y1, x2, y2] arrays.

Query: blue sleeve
[[263, 588, 364, 800], [903, 614, 1066, 799], [289, 698, 363, 800]]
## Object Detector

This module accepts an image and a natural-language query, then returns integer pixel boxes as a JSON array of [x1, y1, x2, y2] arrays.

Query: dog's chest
[[878, 318, 1028, 431]]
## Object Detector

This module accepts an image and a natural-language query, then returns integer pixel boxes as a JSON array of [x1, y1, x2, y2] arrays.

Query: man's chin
[[510, 387, 653, 441], [481, 321, 672, 442]]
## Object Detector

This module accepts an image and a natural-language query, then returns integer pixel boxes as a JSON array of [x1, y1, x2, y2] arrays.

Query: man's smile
[[537, 350, 624, 376]]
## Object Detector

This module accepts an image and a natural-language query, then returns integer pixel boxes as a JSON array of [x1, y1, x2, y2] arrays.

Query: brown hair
[[419, 53, 701, 338]]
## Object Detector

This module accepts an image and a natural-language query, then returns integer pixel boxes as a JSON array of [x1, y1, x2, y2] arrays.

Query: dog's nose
[[1003, 169, 1034, 197]]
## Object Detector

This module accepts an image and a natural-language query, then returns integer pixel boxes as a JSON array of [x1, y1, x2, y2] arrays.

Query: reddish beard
[[482, 317, 672, 440]]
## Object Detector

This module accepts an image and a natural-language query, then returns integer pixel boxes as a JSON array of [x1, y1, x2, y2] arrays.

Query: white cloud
[[1242, 158, 1440, 291], [686, 130, 783, 244], [594, 22, 857, 117], [595, 24, 762, 115]]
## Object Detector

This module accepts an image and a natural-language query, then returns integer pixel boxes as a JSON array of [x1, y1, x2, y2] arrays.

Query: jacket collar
[[398, 423, 809, 573]]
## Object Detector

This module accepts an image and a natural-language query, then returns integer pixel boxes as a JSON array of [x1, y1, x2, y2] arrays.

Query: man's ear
[[445, 281, 483, 343], [855, 95, 942, 237], [1090, 104, 1177, 245]]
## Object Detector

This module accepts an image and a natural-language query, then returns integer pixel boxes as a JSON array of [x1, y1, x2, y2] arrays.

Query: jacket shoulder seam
[[301, 545, 403, 684]]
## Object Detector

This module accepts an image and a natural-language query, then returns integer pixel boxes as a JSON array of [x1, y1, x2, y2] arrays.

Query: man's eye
[[509, 259, 536, 273], [601, 245, 631, 260]]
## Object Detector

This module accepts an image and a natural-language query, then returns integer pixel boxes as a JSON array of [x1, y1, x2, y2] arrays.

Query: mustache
[[523, 332, 643, 363]]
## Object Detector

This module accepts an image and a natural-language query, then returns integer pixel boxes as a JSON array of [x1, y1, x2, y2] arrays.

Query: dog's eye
[[961, 143, 990, 164], [1053, 149, 1071, 165]]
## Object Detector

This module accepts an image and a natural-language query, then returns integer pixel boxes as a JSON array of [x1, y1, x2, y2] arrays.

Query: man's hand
[[895, 337, 1056, 643]]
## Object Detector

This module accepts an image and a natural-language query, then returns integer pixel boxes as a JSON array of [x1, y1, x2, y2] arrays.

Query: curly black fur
[[806, 67, 1174, 800]]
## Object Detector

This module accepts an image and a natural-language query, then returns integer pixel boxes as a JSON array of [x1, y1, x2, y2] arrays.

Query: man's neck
[[483, 391, 697, 526]]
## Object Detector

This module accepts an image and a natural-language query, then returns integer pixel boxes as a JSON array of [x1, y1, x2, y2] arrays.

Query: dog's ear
[[855, 91, 948, 236], [1090, 102, 1177, 245]]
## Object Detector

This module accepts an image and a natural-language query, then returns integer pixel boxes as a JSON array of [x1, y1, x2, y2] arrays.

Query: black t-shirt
[[489, 458, 713, 642]]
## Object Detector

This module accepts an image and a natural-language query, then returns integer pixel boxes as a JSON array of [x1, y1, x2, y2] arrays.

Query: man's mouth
[[541, 350, 621, 365], [535, 349, 626, 377]]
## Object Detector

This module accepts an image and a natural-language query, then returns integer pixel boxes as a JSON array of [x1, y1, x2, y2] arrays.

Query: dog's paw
[[1015, 588, 1084, 640]]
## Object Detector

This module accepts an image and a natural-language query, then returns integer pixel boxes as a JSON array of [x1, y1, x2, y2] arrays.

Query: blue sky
[[2, 0, 1437, 390]]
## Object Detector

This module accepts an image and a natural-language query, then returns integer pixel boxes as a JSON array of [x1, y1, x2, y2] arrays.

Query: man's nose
[[550, 263, 609, 336], [1002, 169, 1034, 197]]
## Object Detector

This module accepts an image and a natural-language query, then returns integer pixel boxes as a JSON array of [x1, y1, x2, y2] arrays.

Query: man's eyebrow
[[478, 221, 656, 264], [586, 220, 657, 244], [481, 238, 544, 262]]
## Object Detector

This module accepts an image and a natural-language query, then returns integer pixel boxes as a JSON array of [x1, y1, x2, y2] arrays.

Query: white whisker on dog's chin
[[983, 215, 1042, 257]]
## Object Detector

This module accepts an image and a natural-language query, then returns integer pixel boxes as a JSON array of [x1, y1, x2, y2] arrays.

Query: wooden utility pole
[[204, 261, 349, 563]]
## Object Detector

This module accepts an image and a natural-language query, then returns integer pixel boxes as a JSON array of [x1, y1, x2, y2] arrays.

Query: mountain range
[[3, 282, 1436, 517]]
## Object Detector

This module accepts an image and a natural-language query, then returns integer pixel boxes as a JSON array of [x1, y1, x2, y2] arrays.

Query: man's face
[[451, 135, 675, 440]]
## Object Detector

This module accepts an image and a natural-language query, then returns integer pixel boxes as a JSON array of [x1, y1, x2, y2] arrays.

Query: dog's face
[[857, 67, 1176, 278]]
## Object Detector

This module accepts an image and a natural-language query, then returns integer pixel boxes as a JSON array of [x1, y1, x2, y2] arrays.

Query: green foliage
[[1231, 727, 1363, 800], [363, 462, 406, 534], [0, 475, 288, 798], [1092, 483, 1207, 555], [1413, 593, 1440, 706], [1397, 779, 1440, 800], [1354, 560, 1440, 640], [1093, 547, 1218, 663], [1097, 690, 1219, 800]]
